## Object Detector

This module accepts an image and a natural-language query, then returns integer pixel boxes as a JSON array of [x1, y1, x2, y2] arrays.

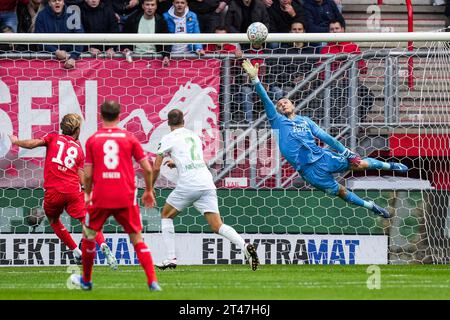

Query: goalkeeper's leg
[[352, 158, 408, 172], [301, 163, 391, 218], [336, 185, 390, 218]]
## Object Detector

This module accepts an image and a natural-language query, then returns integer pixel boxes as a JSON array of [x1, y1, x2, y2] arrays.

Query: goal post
[[0, 31, 449, 265]]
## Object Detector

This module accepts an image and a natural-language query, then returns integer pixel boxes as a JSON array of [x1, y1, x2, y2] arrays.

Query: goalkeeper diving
[[242, 59, 408, 218]]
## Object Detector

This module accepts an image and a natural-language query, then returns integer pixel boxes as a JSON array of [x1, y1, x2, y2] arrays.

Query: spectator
[[17, 0, 41, 33], [34, 0, 84, 69], [267, 20, 315, 103], [320, 20, 373, 122], [277, 20, 315, 54], [163, 0, 204, 55], [1, 0, 28, 33], [80, 0, 119, 57], [303, 0, 344, 34], [123, 0, 171, 66], [320, 20, 366, 73], [267, 0, 305, 34], [225, 0, 270, 51], [106, 0, 140, 31], [205, 25, 241, 56], [188, 0, 228, 33]]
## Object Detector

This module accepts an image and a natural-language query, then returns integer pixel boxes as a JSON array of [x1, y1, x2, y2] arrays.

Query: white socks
[[161, 220, 246, 260], [218, 224, 246, 251], [161, 218, 176, 260]]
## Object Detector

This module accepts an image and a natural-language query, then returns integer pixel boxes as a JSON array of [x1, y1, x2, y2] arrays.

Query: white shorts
[[166, 189, 219, 215]]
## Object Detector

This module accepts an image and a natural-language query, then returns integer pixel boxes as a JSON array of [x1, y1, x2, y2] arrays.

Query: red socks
[[134, 242, 157, 285], [80, 239, 157, 285], [81, 238, 96, 283], [95, 232, 106, 247], [50, 220, 77, 250]]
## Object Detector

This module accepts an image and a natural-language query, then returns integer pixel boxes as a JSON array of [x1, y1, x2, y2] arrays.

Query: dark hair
[[329, 19, 345, 29], [214, 25, 228, 33], [167, 109, 184, 126], [101, 100, 121, 121], [291, 20, 306, 30]]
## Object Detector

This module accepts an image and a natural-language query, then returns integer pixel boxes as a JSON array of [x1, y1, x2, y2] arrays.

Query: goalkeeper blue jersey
[[254, 81, 347, 171]]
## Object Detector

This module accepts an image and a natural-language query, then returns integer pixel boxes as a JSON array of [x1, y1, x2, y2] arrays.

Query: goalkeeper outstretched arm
[[242, 59, 278, 121]]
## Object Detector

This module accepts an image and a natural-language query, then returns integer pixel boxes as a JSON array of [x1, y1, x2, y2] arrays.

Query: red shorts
[[43, 190, 86, 221], [85, 205, 142, 234]]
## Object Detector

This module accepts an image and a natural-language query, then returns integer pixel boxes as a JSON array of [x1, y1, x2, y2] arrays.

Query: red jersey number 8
[[104, 139, 119, 170]]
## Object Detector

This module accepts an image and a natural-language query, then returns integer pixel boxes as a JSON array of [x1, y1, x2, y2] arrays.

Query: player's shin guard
[[134, 242, 157, 285], [218, 224, 246, 251], [365, 158, 391, 170], [161, 218, 176, 260], [342, 191, 374, 210], [50, 220, 78, 251], [82, 238, 96, 284]]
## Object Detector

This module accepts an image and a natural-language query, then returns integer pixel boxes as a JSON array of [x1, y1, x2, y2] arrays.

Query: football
[[246, 22, 269, 44]]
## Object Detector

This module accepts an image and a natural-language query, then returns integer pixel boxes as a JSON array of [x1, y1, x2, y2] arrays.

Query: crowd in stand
[[1, 0, 375, 123], [1, 0, 346, 57]]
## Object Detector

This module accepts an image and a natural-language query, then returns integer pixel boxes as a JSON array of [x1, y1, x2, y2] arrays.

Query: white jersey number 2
[[103, 140, 119, 170]]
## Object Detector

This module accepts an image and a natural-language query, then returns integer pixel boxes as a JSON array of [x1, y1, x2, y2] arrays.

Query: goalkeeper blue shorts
[[298, 150, 350, 196]]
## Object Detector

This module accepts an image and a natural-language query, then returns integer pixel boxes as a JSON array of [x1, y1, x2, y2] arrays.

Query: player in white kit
[[153, 109, 259, 271]]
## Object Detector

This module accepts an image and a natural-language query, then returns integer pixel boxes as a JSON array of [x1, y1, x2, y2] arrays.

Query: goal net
[[0, 31, 449, 266]]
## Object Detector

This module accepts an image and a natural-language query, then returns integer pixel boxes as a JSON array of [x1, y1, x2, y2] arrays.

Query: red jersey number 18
[[51, 140, 78, 169]]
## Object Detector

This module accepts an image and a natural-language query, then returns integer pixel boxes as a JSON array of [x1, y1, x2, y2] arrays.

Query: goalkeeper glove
[[341, 148, 362, 166], [242, 59, 260, 84]]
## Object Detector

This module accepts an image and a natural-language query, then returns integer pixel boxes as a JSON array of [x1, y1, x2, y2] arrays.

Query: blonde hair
[[60, 113, 82, 136]]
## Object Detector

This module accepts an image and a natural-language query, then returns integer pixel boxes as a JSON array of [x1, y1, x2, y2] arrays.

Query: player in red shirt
[[9, 114, 116, 268], [70, 100, 161, 291], [319, 20, 367, 73], [205, 26, 242, 57]]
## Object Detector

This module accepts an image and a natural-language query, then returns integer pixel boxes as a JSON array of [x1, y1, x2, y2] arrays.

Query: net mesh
[[0, 33, 449, 264]]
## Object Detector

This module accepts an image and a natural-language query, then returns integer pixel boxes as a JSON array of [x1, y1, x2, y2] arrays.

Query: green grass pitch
[[1, 265, 449, 300]]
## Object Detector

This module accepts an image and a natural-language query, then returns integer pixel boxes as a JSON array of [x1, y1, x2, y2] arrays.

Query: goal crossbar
[[1, 32, 450, 44]]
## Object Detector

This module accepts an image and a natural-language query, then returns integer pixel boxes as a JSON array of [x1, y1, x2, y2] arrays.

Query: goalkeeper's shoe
[[101, 243, 118, 270], [156, 258, 177, 270], [149, 281, 162, 292], [371, 202, 390, 218], [244, 243, 259, 271], [389, 162, 408, 172], [70, 274, 93, 291]]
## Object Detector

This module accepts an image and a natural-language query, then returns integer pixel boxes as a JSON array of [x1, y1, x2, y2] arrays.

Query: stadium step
[[343, 1, 448, 50], [343, 3, 446, 14]]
